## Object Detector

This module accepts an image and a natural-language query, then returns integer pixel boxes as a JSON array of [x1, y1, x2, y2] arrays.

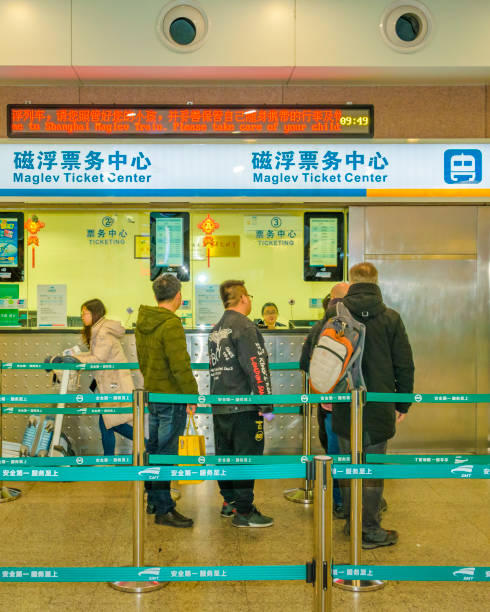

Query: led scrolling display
[[7, 105, 373, 138]]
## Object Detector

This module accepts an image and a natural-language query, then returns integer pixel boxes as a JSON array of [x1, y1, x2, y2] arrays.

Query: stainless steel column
[[284, 374, 313, 504], [110, 389, 165, 593], [313, 456, 333, 612], [334, 389, 384, 592], [0, 361, 21, 504]]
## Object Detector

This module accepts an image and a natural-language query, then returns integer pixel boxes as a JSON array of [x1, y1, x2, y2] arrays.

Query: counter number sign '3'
[[444, 149, 482, 184]]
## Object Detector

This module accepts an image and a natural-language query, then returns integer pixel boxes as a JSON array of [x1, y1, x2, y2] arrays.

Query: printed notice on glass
[[37, 284, 67, 327], [195, 285, 222, 326], [155, 218, 184, 267], [310, 218, 338, 267]]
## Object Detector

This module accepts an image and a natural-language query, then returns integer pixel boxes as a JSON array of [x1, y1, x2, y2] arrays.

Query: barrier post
[[313, 456, 333, 612], [284, 374, 314, 504], [110, 389, 165, 593], [335, 388, 384, 592], [0, 360, 21, 504]]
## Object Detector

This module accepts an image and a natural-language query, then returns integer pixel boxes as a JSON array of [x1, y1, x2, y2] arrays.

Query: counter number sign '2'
[[444, 149, 482, 184]]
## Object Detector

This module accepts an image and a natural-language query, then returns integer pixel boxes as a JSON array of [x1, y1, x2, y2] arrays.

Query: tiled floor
[[0, 475, 488, 611]]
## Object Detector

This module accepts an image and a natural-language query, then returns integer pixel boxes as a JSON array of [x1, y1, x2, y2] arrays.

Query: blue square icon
[[444, 149, 482, 184]]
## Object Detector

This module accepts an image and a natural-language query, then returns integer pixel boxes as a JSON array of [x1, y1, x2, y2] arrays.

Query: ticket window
[[4, 208, 347, 329]]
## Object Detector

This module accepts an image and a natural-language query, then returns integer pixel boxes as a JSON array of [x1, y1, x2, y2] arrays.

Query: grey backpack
[[309, 302, 366, 394]]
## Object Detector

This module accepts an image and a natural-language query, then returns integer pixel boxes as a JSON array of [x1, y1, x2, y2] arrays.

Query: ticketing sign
[[0, 143, 489, 199], [7, 105, 374, 138]]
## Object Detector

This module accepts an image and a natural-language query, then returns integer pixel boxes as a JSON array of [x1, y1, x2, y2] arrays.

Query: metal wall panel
[[362, 205, 482, 452], [365, 206, 477, 255], [476, 207, 490, 452]]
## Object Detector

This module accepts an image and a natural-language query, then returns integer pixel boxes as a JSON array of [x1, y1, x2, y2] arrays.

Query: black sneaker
[[333, 504, 347, 519], [232, 506, 274, 528], [155, 509, 194, 528], [362, 529, 398, 549], [220, 501, 236, 518], [146, 503, 156, 515]]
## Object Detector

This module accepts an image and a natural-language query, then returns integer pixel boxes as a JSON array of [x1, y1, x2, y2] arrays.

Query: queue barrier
[[2, 462, 489, 482], [0, 361, 299, 371], [1, 386, 490, 608], [1, 452, 489, 468], [0, 565, 489, 583]]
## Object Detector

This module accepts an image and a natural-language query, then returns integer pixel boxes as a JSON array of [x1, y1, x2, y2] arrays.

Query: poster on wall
[[195, 285, 222, 327], [0, 284, 21, 326], [0, 212, 24, 282], [37, 284, 67, 327]]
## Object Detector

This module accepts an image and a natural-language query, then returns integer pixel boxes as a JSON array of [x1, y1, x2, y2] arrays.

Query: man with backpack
[[300, 281, 350, 517], [331, 262, 414, 549]]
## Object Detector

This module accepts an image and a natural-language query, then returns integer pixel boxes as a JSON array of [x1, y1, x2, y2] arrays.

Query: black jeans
[[213, 411, 264, 515], [338, 435, 387, 536]]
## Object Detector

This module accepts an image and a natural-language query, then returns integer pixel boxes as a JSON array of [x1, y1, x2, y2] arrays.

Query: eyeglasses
[[245, 294, 253, 300]]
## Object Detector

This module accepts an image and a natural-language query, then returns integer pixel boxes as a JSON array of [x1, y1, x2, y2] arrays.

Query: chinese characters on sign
[[8, 106, 373, 138], [244, 215, 301, 247], [251, 149, 389, 185], [86, 216, 128, 247], [12, 149, 152, 186]]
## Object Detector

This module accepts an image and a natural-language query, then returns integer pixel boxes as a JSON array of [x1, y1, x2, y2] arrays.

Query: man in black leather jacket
[[208, 279, 274, 528]]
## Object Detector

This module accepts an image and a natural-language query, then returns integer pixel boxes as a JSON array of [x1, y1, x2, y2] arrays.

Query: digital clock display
[[7, 105, 374, 138]]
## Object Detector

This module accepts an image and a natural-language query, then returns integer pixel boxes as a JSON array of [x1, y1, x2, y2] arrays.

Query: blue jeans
[[324, 412, 342, 507], [146, 402, 188, 515], [98, 414, 134, 456]]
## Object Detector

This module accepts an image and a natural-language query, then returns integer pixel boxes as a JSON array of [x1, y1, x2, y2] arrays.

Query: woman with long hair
[[77, 299, 134, 455]]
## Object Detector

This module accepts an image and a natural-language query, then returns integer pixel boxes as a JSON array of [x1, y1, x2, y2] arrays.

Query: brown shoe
[[155, 509, 194, 528]]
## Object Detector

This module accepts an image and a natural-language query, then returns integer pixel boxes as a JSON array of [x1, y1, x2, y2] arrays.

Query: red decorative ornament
[[24, 215, 45, 268], [197, 214, 220, 267]]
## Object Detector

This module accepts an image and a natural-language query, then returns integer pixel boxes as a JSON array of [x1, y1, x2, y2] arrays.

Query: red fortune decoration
[[197, 214, 220, 267], [24, 215, 45, 268]]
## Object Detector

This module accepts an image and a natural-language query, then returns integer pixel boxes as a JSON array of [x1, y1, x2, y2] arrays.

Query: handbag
[[177, 413, 206, 485]]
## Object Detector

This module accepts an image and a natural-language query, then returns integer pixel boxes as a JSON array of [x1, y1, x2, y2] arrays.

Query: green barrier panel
[[0, 393, 131, 404], [1, 362, 140, 371], [368, 454, 490, 465], [333, 565, 490, 582], [0, 464, 306, 482], [367, 392, 490, 404], [149, 454, 351, 465], [1, 406, 132, 415], [1, 361, 300, 371], [0, 456, 132, 467], [0, 564, 306, 582], [0, 564, 488, 583], [148, 392, 351, 404], [333, 464, 490, 480]]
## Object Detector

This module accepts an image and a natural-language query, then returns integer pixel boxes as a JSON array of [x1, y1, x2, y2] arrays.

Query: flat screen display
[[150, 212, 190, 281], [304, 212, 344, 282], [0, 217, 19, 266], [309, 218, 338, 267], [0, 212, 24, 282], [155, 217, 184, 267]]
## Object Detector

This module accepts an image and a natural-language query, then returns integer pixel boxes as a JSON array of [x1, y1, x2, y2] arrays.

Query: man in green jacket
[[135, 274, 198, 528]]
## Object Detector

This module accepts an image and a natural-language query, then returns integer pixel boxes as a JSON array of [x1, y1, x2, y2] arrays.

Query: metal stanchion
[[312, 456, 333, 612], [0, 361, 21, 504], [334, 388, 384, 592], [110, 389, 165, 593], [285, 375, 313, 504]]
